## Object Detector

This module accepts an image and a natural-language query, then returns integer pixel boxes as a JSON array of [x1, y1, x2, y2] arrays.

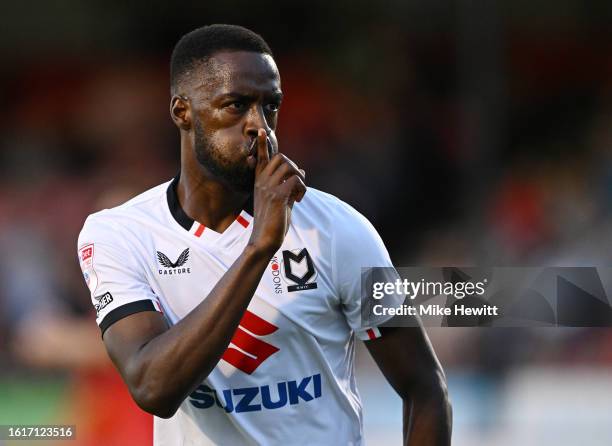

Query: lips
[[248, 138, 258, 156], [248, 137, 274, 159]]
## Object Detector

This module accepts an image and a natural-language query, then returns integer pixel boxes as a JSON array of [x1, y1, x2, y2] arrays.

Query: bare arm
[[103, 129, 306, 418], [365, 326, 452, 446]]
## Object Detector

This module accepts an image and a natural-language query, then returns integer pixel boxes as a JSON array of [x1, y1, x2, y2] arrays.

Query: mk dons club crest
[[280, 248, 318, 292]]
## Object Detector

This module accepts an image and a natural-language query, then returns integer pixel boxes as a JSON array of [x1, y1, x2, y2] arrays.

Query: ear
[[170, 95, 191, 130]]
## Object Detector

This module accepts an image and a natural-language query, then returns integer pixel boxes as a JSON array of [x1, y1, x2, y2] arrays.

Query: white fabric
[[77, 180, 401, 446]]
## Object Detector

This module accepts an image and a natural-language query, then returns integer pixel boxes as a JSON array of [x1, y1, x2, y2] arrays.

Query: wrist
[[244, 242, 276, 263]]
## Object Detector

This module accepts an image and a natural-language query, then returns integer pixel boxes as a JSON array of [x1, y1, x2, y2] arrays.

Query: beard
[[193, 120, 255, 193]]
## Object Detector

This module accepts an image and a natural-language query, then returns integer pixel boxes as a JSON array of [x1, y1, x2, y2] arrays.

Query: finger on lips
[[256, 128, 270, 166]]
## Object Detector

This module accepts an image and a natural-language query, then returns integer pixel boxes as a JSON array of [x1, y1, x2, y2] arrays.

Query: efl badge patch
[[79, 243, 99, 293]]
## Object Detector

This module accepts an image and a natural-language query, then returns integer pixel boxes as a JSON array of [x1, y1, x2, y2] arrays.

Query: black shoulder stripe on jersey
[[99, 300, 158, 336], [167, 174, 194, 231]]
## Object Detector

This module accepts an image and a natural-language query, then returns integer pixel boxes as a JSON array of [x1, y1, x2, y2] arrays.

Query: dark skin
[[102, 50, 451, 444], [366, 326, 452, 445]]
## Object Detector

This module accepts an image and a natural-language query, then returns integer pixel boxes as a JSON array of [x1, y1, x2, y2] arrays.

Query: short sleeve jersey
[[77, 177, 401, 446]]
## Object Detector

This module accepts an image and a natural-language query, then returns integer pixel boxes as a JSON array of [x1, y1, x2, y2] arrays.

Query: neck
[[177, 158, 250, 234]]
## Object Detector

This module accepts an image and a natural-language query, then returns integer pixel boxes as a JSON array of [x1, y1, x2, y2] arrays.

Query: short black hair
[[170, 24, 273, 93]]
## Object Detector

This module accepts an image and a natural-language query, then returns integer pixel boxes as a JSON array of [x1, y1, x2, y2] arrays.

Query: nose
[[245, 105, 271, 139]]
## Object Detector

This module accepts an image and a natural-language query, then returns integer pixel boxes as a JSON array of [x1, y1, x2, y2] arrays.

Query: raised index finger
[[256, 128, 270, 170]]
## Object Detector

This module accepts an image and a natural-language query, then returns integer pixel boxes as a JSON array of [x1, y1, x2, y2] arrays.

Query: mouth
[[247, 137, 274, 159], [248, 138, 258, 157]]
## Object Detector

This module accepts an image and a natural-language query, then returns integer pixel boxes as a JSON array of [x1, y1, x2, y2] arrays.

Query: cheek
[[207, 129, 245, 157], [207, 107, 243, 128], [197, 109, 245, 153]]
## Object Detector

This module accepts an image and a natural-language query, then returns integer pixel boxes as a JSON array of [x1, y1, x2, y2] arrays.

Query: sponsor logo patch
[[157, 248, 191, 275], [270, 256, 283, 294], [189, 373, 322, 413], [94, 292, 113, 315], [221, 310, 279, 374]]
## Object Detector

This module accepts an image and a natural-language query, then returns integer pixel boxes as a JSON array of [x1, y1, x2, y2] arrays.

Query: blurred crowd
[[0, 1, 611, 444]]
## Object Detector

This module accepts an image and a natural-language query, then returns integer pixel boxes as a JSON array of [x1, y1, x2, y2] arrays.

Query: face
[[176, 51, 282, 193]]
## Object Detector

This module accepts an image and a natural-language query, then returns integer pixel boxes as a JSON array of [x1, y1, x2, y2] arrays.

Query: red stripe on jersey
[[241, 310, 278, 336], [236, 215, 249, 228], [366, 328, 377, 340], [153, 301, 164, 315], [221, 310, 280, 374], [222, 327, 280, 374], [194, 224, 205, 237]]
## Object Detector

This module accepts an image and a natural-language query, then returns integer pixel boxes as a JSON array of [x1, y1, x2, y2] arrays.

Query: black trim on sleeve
[[166, 173, 195, 231], [99, 300, 158, 336]]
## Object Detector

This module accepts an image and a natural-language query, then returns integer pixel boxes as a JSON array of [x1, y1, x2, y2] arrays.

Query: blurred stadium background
[[1, 1, 611, 445]]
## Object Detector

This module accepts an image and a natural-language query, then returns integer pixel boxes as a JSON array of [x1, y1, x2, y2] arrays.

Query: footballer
[[77, 24, 451, 445]]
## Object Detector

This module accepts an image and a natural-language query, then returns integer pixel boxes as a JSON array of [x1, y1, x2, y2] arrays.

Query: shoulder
[[297, 188, 393, 296], [294, 187, 369, 225], [78, 180, 171, 246], [294, 186, 385, 250]]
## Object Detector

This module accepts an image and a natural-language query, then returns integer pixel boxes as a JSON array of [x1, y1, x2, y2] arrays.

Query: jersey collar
[[166, 174, 253, 247], [166, 175, 194, 231]]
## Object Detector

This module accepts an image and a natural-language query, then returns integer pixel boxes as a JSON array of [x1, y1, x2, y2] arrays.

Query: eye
[[265, 102, 280, 113], [227, 101, 246, 111]]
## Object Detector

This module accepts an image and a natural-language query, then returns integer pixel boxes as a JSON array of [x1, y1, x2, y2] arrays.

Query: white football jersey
[[77, 177, 400, 446]]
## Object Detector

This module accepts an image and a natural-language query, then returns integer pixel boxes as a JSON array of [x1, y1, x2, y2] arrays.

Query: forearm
[[106, 133, 306, 417], [126, 244, 272, 416], [402, 370, 452, 446]]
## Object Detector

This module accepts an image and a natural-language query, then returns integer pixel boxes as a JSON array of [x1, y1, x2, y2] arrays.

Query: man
[[77, 24, 451, 445]]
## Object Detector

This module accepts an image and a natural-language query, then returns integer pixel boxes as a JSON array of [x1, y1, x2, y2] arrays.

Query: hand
[[248, 128, 306, 256]]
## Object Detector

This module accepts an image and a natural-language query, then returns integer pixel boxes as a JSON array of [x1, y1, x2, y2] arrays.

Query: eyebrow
[[215, 91, 284, 102]]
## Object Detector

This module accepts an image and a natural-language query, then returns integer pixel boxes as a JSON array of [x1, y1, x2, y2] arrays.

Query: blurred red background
[[0, 1, 611, 445]]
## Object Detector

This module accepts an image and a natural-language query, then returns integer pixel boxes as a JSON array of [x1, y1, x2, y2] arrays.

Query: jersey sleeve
[[77, 214, 162, 335], [332, 203, 405, 341]]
